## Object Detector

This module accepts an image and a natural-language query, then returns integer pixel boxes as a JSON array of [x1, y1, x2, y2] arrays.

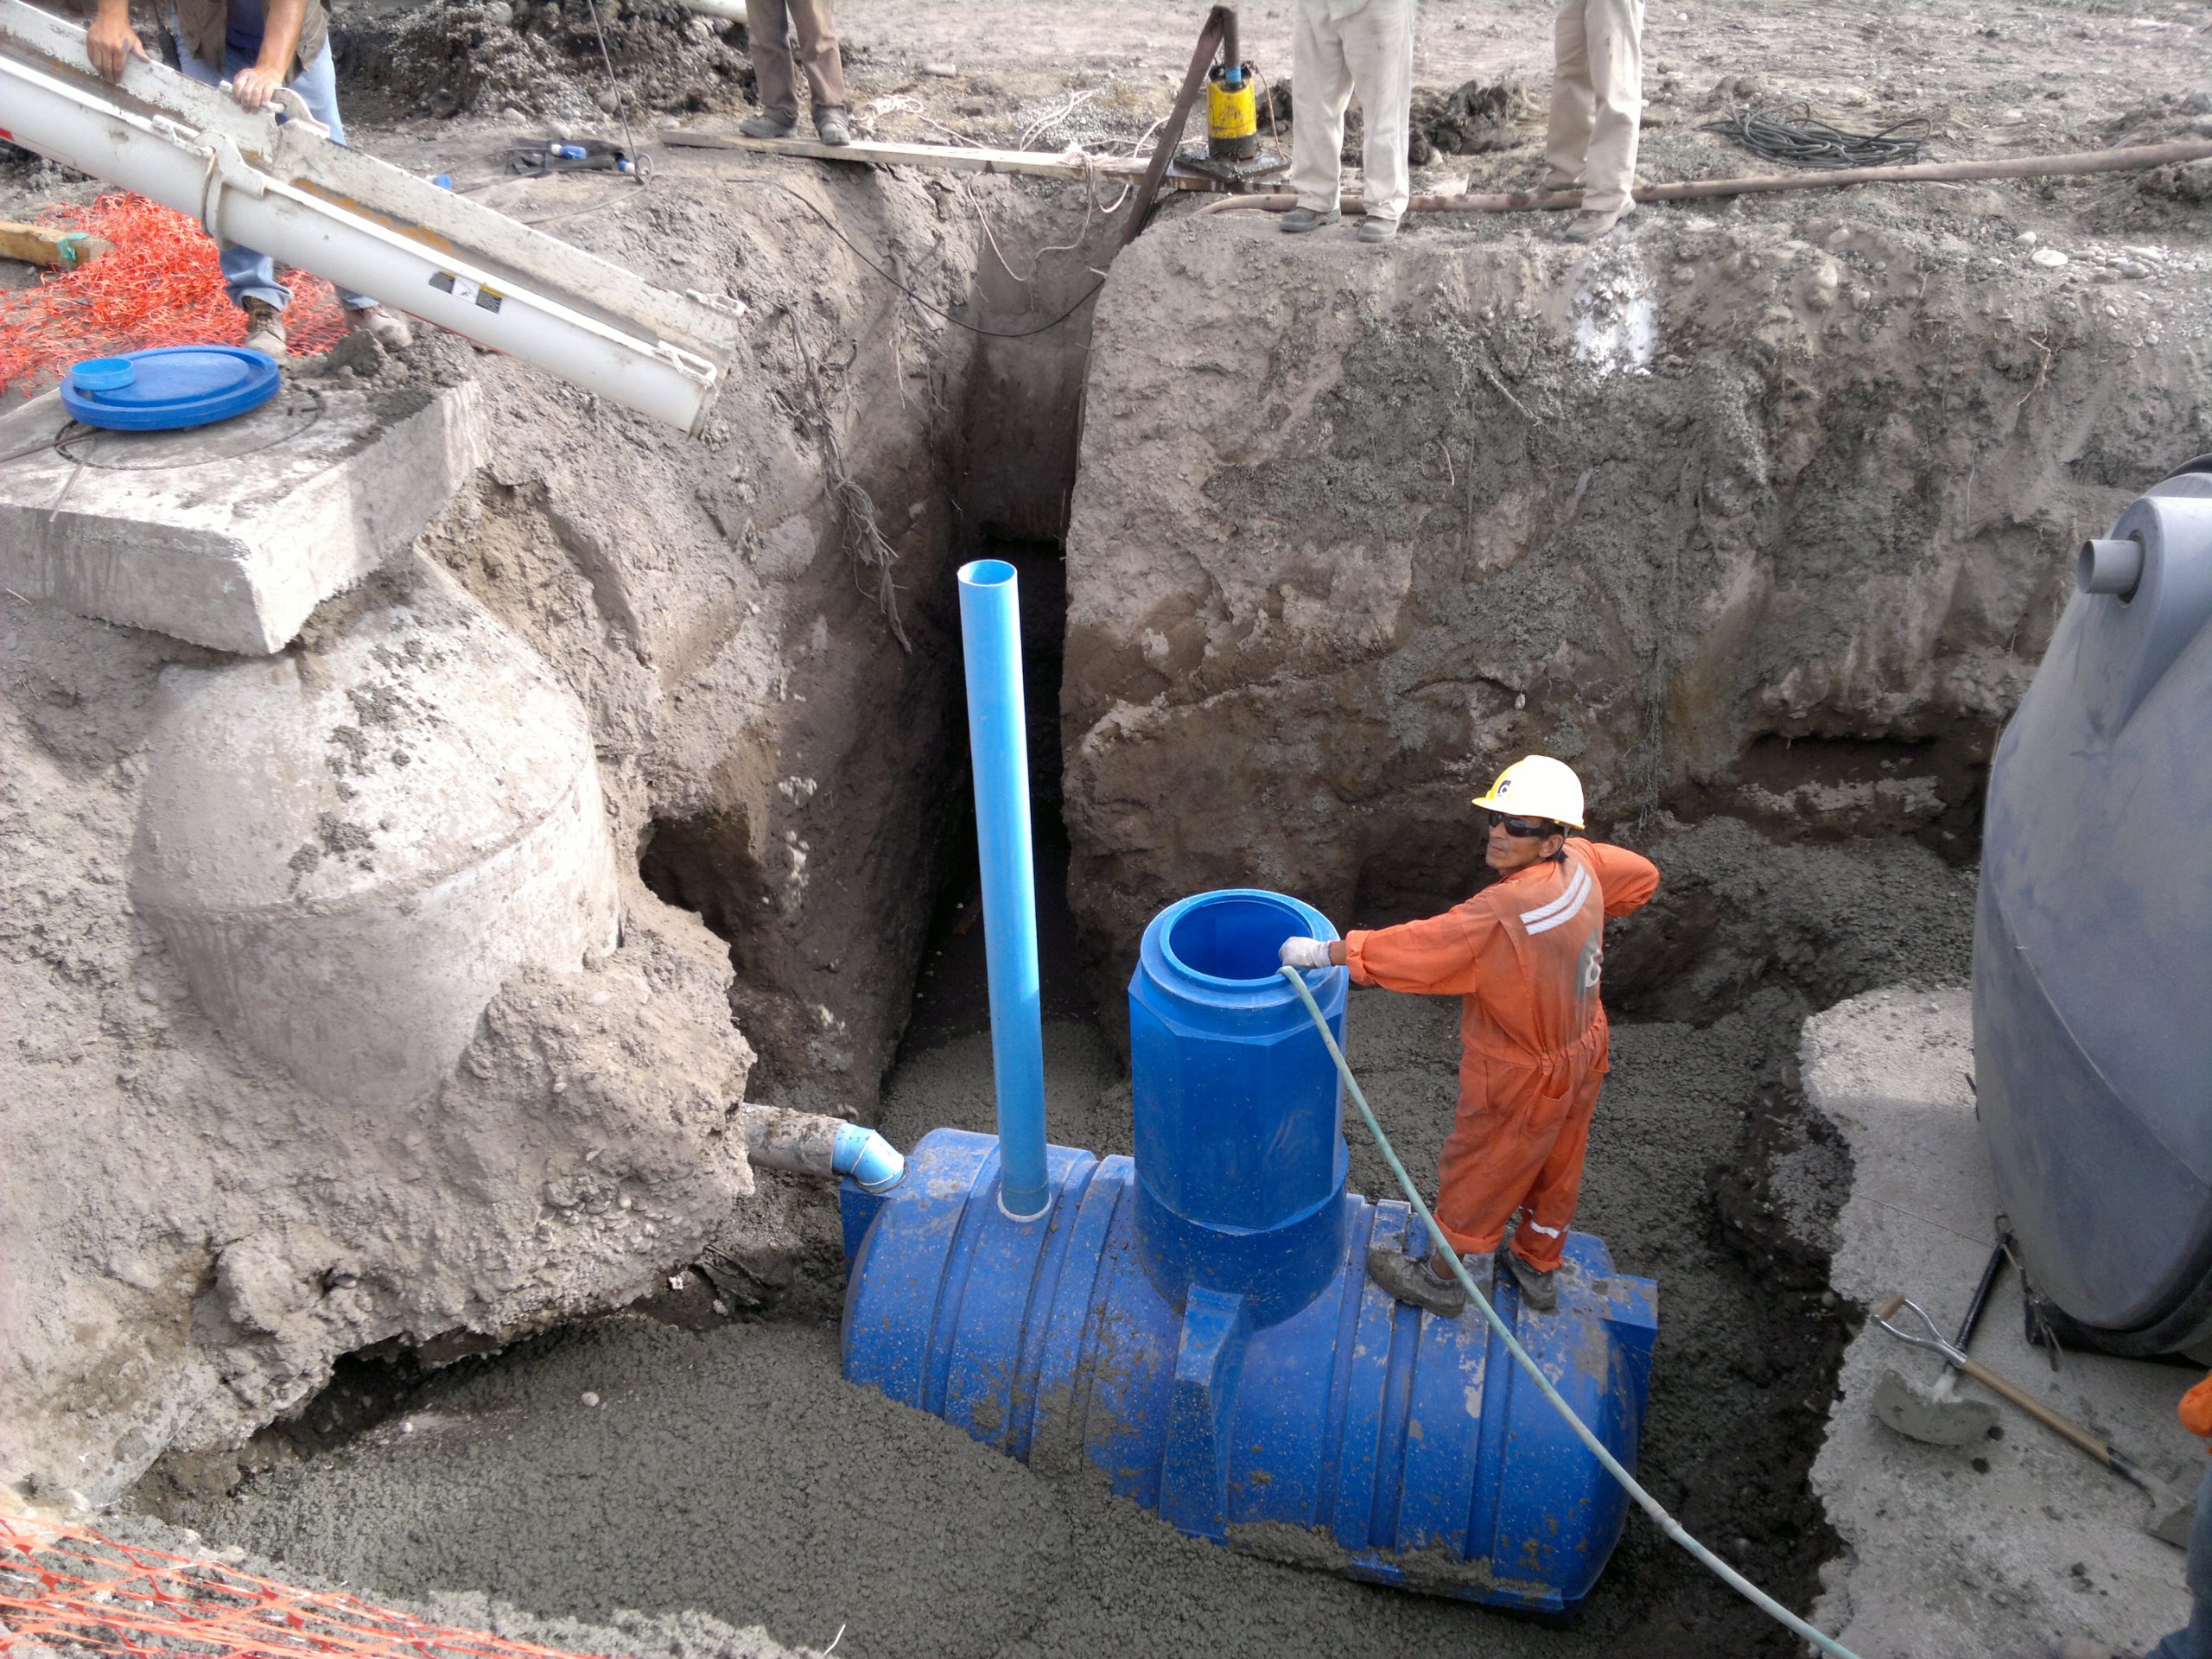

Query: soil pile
[[330, 1, 756, 124]]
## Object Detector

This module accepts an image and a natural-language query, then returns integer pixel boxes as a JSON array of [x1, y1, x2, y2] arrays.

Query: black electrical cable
[[729, 179, 1106, 339], [1699, 102, 1933, 168]]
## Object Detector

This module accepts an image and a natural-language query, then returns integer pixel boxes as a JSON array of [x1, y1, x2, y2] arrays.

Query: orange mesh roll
[[0, 192, 348, 399], [0, 1515, 625, 1659]]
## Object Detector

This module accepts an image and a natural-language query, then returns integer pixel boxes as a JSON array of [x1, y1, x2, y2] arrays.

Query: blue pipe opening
[[956, 558, 1052, 1221]]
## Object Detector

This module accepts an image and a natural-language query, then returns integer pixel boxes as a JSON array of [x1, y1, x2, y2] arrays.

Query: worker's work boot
[[345, 305, 413, 351], [1366, 1244, 1465, 1318], [1279, 206, 1341, 234], [1356, 216, 1400, 245], [816, 110, 851, 146], [1560, 207, 1625, 245], [238, 296, 286, 359], [1500, 1245, 1559, 1313], [739, 112, 799, 139]]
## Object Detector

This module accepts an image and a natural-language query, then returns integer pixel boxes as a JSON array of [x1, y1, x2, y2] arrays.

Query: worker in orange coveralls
[[1277, 755, 1657, 1317], [2063, 1375, 2212, 1659]]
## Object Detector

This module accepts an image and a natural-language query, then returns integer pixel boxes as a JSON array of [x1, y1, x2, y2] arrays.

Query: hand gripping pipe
[[1277, 966, 1865, 1659], [956, 559, 1051, 1220], [0, 0, 738, 435]]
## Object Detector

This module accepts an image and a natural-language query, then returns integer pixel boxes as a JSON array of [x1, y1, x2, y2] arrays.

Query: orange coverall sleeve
[[1576, 839, 1662, 917], [1343, 906, 1494, 995], [2179, 1371, 2212, 1443]]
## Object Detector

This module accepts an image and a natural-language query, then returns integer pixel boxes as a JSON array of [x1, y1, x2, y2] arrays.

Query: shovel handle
[[1954, 1354, 2113, 1465]]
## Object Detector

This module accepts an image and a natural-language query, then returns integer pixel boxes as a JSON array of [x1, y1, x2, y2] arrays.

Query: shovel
[[1872, 1240, 2005, 1447], [1873, 1292, 2196, 1548]]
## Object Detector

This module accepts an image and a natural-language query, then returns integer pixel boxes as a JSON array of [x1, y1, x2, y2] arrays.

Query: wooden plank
[[0, 219, 112, 269], [660, 130, 1214, 188]]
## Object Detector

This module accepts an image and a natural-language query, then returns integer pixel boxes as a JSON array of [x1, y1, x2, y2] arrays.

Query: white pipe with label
[[0, 29, 723, 433]]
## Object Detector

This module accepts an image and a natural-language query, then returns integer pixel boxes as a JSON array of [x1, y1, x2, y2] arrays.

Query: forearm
[[94, 0, 132, 26], [1343, 916, 1482, 995], [256, 0, 307, 75]]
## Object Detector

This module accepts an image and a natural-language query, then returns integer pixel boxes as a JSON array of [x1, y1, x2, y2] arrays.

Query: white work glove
[[1277, 937, 1334, 970]]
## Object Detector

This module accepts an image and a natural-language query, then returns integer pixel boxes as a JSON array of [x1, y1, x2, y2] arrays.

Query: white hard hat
[[1471, 755, 1585, 829]]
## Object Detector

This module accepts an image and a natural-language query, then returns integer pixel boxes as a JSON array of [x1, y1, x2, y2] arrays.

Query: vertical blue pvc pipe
[[957, 559, 1051, 1219]]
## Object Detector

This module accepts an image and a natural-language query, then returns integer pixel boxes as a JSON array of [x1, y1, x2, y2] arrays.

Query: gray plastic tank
[[1975, 455, 2212, 1356]]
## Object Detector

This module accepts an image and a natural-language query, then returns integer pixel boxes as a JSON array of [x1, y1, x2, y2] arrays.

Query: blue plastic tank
[[1975, 457, 2212, 1354], [842, 888, 1660, 1611]]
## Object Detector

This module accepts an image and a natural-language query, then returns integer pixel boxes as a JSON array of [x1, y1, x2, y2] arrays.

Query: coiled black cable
[[1699, 102, 1933, 169]]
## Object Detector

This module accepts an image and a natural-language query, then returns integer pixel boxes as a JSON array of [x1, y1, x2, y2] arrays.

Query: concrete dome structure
[[130, 559, 620, 1109]]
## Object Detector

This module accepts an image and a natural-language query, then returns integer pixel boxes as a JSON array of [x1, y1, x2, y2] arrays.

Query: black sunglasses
[[1489, 813, 1558, 838]]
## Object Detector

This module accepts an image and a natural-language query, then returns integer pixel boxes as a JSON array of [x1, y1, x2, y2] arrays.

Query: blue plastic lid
[[60, 345, 282, 432]]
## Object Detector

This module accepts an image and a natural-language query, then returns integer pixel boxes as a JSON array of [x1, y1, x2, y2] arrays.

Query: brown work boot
[[739, 111, 798, 139], [1561, 207, 1626, 245], [1366, 1244, 1465, 1318], [345, 305, 413, 351], [238, 296, 287, 358], [1500, 1245, 1559, 1313], [815, 108, 850, 146], [1279, 206, 1341, 234]]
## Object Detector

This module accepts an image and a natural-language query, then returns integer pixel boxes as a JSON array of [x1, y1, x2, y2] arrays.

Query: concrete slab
[[0, 378, 483, 656], [1805, 987, 2200, 1659]]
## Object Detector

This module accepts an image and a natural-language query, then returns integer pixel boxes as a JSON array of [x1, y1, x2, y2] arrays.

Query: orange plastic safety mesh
[[0, 1516, 622, 1659], [0, 192, 347, 400]]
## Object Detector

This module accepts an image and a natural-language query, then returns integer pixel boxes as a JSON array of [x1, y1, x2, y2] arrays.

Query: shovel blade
[[1872, 1367, 2000, 1446], [2150, 1493, 2196, 1551]]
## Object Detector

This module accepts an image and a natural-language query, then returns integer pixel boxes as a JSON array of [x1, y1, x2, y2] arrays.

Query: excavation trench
[[131, 505, 1974, 1659], [47, 74, 2209, 1659], [137, 736, 1957, 1659]]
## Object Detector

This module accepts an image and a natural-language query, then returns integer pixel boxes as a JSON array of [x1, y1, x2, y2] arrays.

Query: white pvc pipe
[[677, 0, 750, 20], [0, 54, 719, 433]]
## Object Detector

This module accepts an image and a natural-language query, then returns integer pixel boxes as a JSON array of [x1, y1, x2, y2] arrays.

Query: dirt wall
[[0, 154, 1099, 1502], [1061, 200, 2212, 1014]]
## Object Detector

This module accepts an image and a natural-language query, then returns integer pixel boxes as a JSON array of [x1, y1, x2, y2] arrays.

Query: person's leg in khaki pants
[[1544, 0, 1643, 236], [1341, 0, 1415, 232], [1288, 0, 1356, 226], [1578, 0, 1643, 216], [746, 0, 847, 137], [1542, 0, 1593, 191]]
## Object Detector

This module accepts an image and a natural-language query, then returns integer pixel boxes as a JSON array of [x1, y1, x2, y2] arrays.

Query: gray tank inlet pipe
[[1194, 137, 2212, 218], [741, 1105, 906, 1192]]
